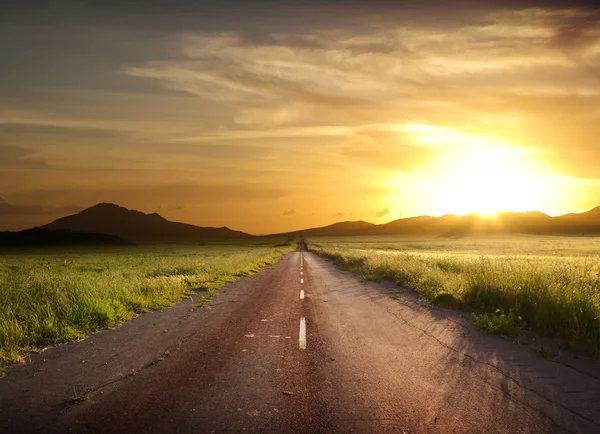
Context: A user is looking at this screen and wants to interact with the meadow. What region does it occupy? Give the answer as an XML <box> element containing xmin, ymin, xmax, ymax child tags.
<box><xmin>0</xmin><ymin>241</ymin><xmax>294</xmax><ymax>370</ymax></box>
<box><xmin>308</xmin><ymin>235</ymin><xmax>600</xmax><ymax>357</ymax></box>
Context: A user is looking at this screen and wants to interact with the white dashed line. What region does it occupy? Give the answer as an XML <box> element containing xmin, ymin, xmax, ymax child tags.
<box><xmin>301</xmin><ymin>271</ymin><xmax>303</xmax><ymax>275</ymax></box>
<box><xmin>301</xmin><ymin>278</ymin><xmax>304</xmax><ymax>284</ymax></box>
<box><xmin>299</xmin><ymin>317</ymin><xmax>307</xmax><ymax>349</ymax></box>
<box><xmin>300</xmin><ymin>290</ymin><xmax>304</xmax><ymax>299</ymax></box>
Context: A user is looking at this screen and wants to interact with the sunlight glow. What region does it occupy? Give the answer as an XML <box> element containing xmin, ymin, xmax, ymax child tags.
<box><xmin>386</xmin><ymin>126</ymin><xmax>572</xmax><ymax>218</ymax></box>
<box><xmin>429</xmin><ymin>145</ymin><xmax>549</xmax><ymax>216</ymax></box>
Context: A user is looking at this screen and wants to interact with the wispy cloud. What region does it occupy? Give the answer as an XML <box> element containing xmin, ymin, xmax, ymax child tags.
<box><xmin>372</xmin><ymin>208</ymin><xmax>390</xmax><ymax>218</ymax></box>
<box><xmin>124</xmin><ymin>9</ymin><xmax>600</xmax><ymax>167</ymax></box>
<box><xmin>0</xmin><ymin>199</ymin><xmax>81</xmax><ymax>217</ymax></box>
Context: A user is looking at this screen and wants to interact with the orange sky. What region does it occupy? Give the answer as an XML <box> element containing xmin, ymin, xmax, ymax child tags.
<box><xmin>1</xmin><ymin>1</ymin><xmax>600</xmax><ymax>234</ymax></box>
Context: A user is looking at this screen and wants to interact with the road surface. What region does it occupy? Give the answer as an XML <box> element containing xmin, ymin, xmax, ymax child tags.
<box><xmin>1</xmin><ymin>246</ymin><xmax>599</xmax><ymax>433</ymax></box>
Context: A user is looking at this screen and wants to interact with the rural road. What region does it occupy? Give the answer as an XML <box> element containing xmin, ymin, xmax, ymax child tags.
<box><xmin>1</xmin><ymin>245</ymin><xmax>600</xmax><ymax>433</ymax></box>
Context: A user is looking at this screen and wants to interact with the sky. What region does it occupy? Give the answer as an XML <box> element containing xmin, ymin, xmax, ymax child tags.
<box><xmin>1</xmin><ymin>0</ymin><xmax>600</xmax><ymax>234</ymax></box>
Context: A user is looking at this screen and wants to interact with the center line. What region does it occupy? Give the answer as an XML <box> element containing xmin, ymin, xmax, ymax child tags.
<box><xmin>300</xmin><ymin>290</ymin><xmax>304</xmax><ymax>299</ymax></box>
<box><xmin>299</xmin><ymin>317</ymin><xmax>307</xmax><ymax>349</ymax></box>
<box><xmin>300</xmin><ymin>278</ymin><xmax>304</xmax><ymax>284</ymax></box>
<box><xmin>300</xmin><ymin>271</ymin><xmax>303</xmax><ymax>275</ymax></box>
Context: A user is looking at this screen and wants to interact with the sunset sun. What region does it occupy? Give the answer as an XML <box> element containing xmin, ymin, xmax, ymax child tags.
<box><xmin>427</xmin><ymin>144</ymin><xmax>551</xmax><ymax>217</ymax></box>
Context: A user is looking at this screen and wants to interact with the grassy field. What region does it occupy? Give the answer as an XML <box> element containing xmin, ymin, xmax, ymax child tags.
<box><xmin>0</xmin><ymin>241</ymin><xmax>295</xmax><ymax>369</ymax></box>
<box><xmin>308</xmin><ymin>235</ymin><xmax>600</xmax><ymax>357</ymax></box>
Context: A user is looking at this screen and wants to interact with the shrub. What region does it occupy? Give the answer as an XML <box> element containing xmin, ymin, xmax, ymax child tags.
<box><xmin>472</xmin><ymin>308</ymin><xmax>525</xmax><ymax>337</ymax></box>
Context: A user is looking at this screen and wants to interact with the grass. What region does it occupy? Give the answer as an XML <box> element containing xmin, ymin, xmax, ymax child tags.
<box><xmin>537</xmin><ymin>346</ymin><xmax>558</xmax><ymax>359</ymax></box>
<box><xmin>0</xmin><ymin>241</ymin><xmax>294</xmax><ymax>371</ymax></box>
<box><xmin>308</xmin><ymin>235</ymin><xmax>600</xmax><ymax>357</ymax></box>
<box><xmin>472</xmin><ymin>308</ymin><xmax>525</xmax><ymax>338</ymax></box>
<box><xmin>69</xmin><ymin>394</ymin><xmax>87</xmax><ymax>405</ymax></box>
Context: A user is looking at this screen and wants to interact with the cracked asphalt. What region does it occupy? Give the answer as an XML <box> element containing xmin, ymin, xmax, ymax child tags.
<box><xmin>1</xmin><ymin>247</ymin><xmax>599</xmax><ymax>433</ymax></box>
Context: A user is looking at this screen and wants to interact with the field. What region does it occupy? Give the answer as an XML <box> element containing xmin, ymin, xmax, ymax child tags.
<box><xmin>308</xmin><ymin>235</ymin><xmax>600</xmax><ymax>357</ymax></box>
<box><xmin>0</xmin><ymin>241</ymin><xmax>295</xmax><ymax>369</ymax></box>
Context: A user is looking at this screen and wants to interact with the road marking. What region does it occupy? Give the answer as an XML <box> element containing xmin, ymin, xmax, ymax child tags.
<box><xmin>299</xmin><ymin>317</ymin><xmax>306</xmax><ymax>349</ymax></box>
<box><xmin>300</xmin><ymin>278</ymin><xmax>304</xmax><ymax>284</ymax></box>
<box><xmin>300</xmin><ymin>271</ymin><xmax>303</xmax><ymax>275</ymax></box>
<box><xmin>300</xmin><ymin>290</ymin><xmax>304</xmax><ymax>299</ymax></box>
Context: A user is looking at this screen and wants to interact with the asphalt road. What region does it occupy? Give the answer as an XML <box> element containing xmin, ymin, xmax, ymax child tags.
<box><xmin>1</xmin><ymin>246</ymin><xmax>600</xmax><ymax>433</ymax></box>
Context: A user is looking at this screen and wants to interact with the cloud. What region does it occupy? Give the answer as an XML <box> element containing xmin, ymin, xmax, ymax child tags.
<box><xmin>125</xmin><ymin>11</ymin><xmax>600</xmax><ymax>140</ymax></box>
<box><xmin>341</xmin><ymin>131</ymin><xmax>438</xmax><ymax>172</ymax></box>
<box><xmin>371</xmin><ymin>208</ymin><xmax>390</xmax><ymax>218</ymax></box>
<box><xmin>167</xmin><ymin>205</ymin><xmax>186</xmax><ymax>211</ymax></box>
<box><xmin>282</xmin><ymin>209</ymin><xmax>295</xmax><ymax>216</ymax></box>
<box><xmin>11</xmin><ymin>181</ymin><xmax>288</xmax><ymax>208</ymax></box>
<box><xmin>547</xmin><ymin>8</ymin><xmax>600</xmax><ymax>79</ymax></box>
<box><xmin>548</xmin><ymin>8</ymin><xmax>600</xmax><ymax>51</ymax></box>
<box><xmin>0</xmin><ymin>200</ymin><xmax>81</xmax><ymax>217</ymax></box>
<box><xmin>0</xmin><ymin>144</ymin><xmax>48</xmax><ymax>168</ymax></box>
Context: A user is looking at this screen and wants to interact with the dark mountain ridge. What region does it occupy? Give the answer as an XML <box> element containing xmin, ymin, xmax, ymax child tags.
<box><xmin>274</xmin><ymin>220</ymin><xmax>377</xmax><ymax>238</ymax></box>
<box><xmin>17</xmin><ymin>202</ymin><xmax>600</xmax><ymax>242</ymax></box>
<box><xmin>42</xmin><ymin>203</ymin><xmax>252</xmax><ymax>244</ymax></box>
<box><xmin>0</xmin><ymin>227</ymin><xmax>131</xmax><ymax>247</ymax></box>
<box><xmin>279</xmin><ymin>208</ymin><xmax>600</xmax><ymax>238</ymax></box>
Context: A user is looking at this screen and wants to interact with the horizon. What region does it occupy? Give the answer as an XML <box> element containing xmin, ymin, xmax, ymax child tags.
<box><xmin>5</xmin><ymin>200</ymin><xmax>600</xmax><ymax>237</ymax></box>
<box><xmin>2</xmin><ymin>1</ymin><xmax>600</xmax><ymax>233</ymax></box>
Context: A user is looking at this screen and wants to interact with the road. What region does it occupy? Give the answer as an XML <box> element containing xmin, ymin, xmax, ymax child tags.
<box><xmin>1</xmin><ymin>246</ymin><xmax>600</xmax><ymax>433</ymax></box>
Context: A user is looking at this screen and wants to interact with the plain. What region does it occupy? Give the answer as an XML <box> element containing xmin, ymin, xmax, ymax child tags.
<box><xmin>0</xmin><ymin>241</ymin><xmax>294</xmax><ymax>370</ymax></box>
<box><xmin>308</xmin><ymin>235</ymin><xmax>600</xmax><ymax>358</ymax></box>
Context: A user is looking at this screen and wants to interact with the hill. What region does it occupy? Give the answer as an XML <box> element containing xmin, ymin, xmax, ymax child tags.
<box><xmin>42</xmin><ymin>203</ymin><xmax>252</xmax><ymax>244</ymax></box>
<box><xmin>275</xmin><ymin>220</ymin><xmax>378</xmax><ymax>238</ymax></box>
<box><xmin>0</xmin><ymin>228</ymin><xmax>131</xmax><ymax>247</ymax></box>
<box><xmin>276</xmin><ymin>208</ymin><xmax>600</xmax><ymax>238</ymax></box>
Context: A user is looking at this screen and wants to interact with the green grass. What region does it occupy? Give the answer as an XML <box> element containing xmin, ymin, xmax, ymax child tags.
<box><xmin>0</xmin><ymin>242</ymin><xmax>294</xmax><ymax>370</ymax></box>
<box><xmin>68</xmin><ymin>394</ymin><xmax>87</xmax><ymax>405</ymax></box>
<box><xmin>308</xmin><ymin>235</ymin><xmax>600</xmax><ymax>357</ymax></box>
<box><xmin>537</xmin><ymin>345</ymin><xmax>558</xmax><ymax>359</ymax></box>
<box><xmin>472</xmin><ymin>308</ymin><xmax>525</xmax><ymax>338</ymax></box>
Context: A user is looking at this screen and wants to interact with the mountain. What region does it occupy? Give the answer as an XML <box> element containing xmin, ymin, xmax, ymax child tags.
<box><xmin>42</xmin><ymin>203</ymin><xmax>252</xmax><ymax>244</ymax></box>
<box><xmin>272</xmin><ymin>208</ymin><xmax>600</xmax><ymax>238</ymax></box>
<box><xmin>26</xmin><ymin>202</ymin><xmax>600</xmax><ymax>242</ymax></box>
<box><xmin>554</xmin><ymin>206</ymin><xmax>600</xmax><ymax>234</ymax></box>
<box><xmin>277</xmin><ymin>220</ymin><xmax>377</xmax><ymax>237</ymax></box>
<box><xmin>374</xmin><ymin>210</ymin><xmax>598</xmax><ymax>236</ymax></box>
<box><xmin>0</xmin><ymin>227</ymin><xmax>131</xmax><ymax>247</ymax></box>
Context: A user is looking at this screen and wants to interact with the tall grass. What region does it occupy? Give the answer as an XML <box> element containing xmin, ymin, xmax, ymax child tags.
<box><xmin>0</xmin><ymin>243</ymin><xmax>294</xmax><ymax>369</ymax></box>
<box><xmin>309</xmin><ymin>236</ymin><xmax>600</xmax><ymax>357</ymax></box>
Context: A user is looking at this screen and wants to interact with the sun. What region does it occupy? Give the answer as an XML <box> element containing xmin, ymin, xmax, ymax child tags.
<box><xmin>428</xmin><ymin>145</ymin><xmax>549</xmax><ymax>217</ymax></box>
<box><xmin>384</xmin><ymin>126</ymin><xmax>577</xmax><ymax>220</ymax></box>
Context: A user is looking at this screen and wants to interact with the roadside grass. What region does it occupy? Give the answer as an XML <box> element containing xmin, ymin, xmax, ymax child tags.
<box><xmin>308</xmin><ymin>236</ymin><xmax>600</xmax><ymax>358</ymax></box>
<box><xmin>0</xmin><ymin>242</ymin><xmax>294</xmax><ymax>371</ymax></box>
<box><xmin>472</xmin><ymin>308</ymin><xmax>525</xmax><ymax>338</ymax></box>
<box><xmin>537</xmin><ymin>346</ymin><xmax>558</xmax><ymax>359</ymax></box>
<box><xmin>68</xmin><ymin>394</ymin><xmax>87</xmax><ymax>405</ymax></box>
